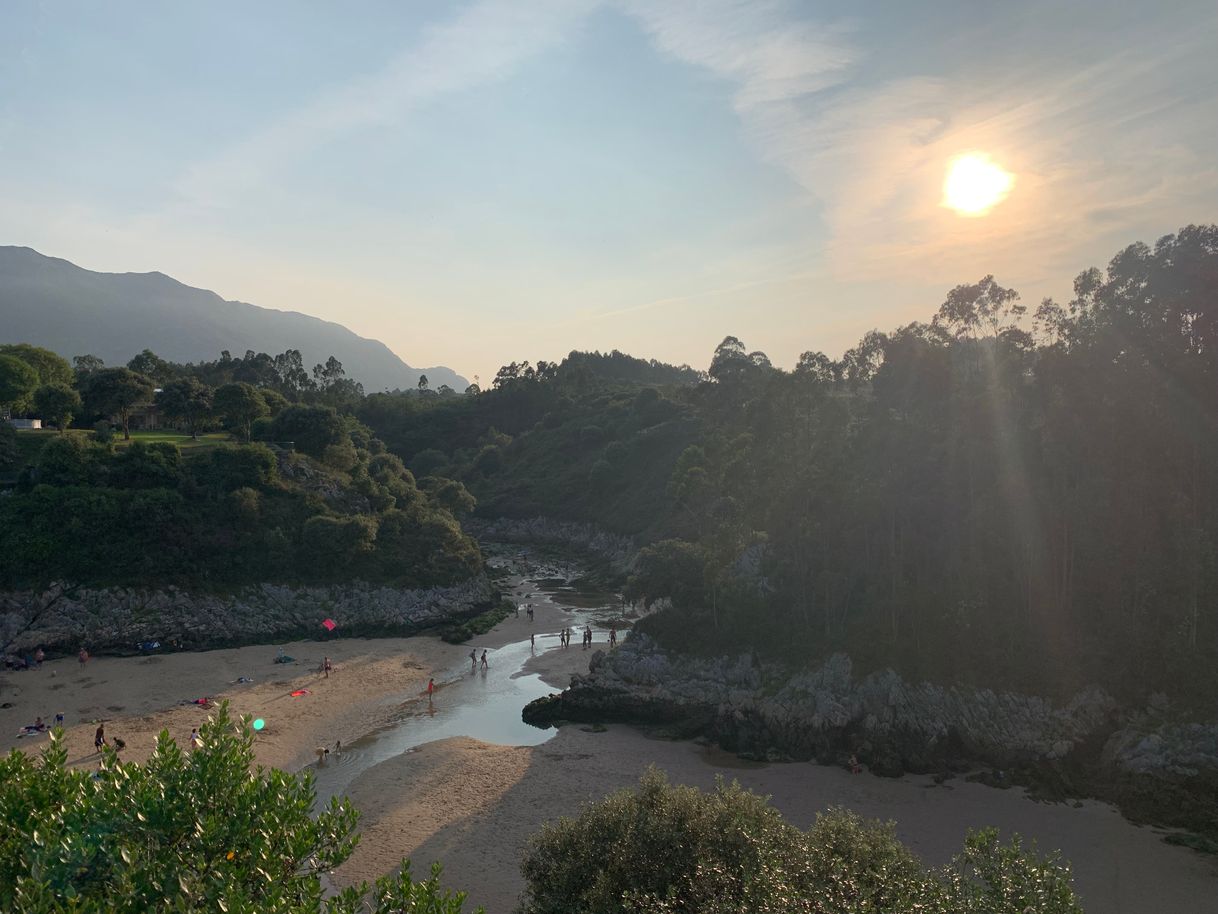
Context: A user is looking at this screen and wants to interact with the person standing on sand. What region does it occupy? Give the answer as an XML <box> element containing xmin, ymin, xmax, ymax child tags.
<box><xmin>94</xmin><ymin>724</ymin><xmax>105</xmax><ymax>750</ymax></box>
<box><xmin>480</xmin><ymin>650</ymin><xmax>488</xmax><ymax>670</ymax></box>
<box><xmin>427</xmin><ymin>678</ymin><xmax>435</xmax><ymax>698</ymax></box>
<box><xmin>609</xmin><ymin>627</ymin><xmax>617</xmax><ymax>647</ymax></box>
<box><xmin>323</xmin><ymin>656</ymin><xmax>332</xmax><ymax>678</ymax></box>
<box><xmin>79</xmin><ymin>648</ymin><xmax>89</xmax><ymax>668</ymax></box>
<box><xmin>190</xmin><ymin>728</ymin><xmax>202</xmax><ymax>752</ymax></box>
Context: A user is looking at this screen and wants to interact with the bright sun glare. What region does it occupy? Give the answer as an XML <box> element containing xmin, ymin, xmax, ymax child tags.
<box><xmin>942</xmin><ymin>153</ymin><xmax>1014</xmax><ymax>216</ymax></box>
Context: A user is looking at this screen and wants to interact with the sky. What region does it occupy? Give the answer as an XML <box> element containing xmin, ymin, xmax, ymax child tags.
<box><xmin>3</xmin><ymin>0</ymin><xmax>1217</xmax><ymax>384</ymax></box>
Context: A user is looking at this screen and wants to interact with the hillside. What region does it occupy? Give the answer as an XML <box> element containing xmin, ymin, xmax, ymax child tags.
<box><xmin>0</xmin><ymin>246</ymin><xmax>466</xmax><ymax>392</ymax></box>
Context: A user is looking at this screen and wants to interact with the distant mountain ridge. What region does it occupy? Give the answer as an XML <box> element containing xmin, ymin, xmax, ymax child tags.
<box><xmin>0</xmin><ymin>246</ymin><xmax>466</xmax><ymax>392</ymax></box>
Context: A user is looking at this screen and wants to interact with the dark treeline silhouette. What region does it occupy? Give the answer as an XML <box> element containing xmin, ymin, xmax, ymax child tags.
<box><xmin>360</xmin><ymin>226</ymin><xmax>1217</xmax><ymax>704</ymax></box>
<box><xmin>3</xmin><ymin>227</ymin><xmax>1214</xmax><ymax>702</ymax></box>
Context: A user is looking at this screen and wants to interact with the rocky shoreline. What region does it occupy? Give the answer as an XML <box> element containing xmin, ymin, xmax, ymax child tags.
<box><xmin>1</xmin><ymin>575</ymin><xmax>496</xmax><ymax>658</ymax></box>
<box><xmin>525</xmin><ymin>634</ymin><xmax>1218</xmax><ymax>839</ymax></box>
<box><xmin>466</xmin><ymin>516</ymin><xmax>637</xmax><ymax>573</ymax></box>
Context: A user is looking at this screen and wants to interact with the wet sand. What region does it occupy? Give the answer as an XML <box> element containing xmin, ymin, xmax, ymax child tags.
<box><xmin>333</xmin><ymin>725</ymin><xmax>1218</xmax><ymax>914</ymax></box>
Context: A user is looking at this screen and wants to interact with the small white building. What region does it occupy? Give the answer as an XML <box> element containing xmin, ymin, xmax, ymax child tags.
<box><xmin>7</xmin><ymin>418</ymin><xmax>41</xmax><ymax>430</ymax></box>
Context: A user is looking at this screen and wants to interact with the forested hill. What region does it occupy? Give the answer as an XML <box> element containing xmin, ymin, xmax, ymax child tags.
<box><xmin>0</xmin><ymin>246</ymin><xmax>466</xmax><ymax>393</ymax></box>
<box><xmin>358</xmin><ymin>226</ymin><xmax>1218</xmax><ymax>705</ymax></box>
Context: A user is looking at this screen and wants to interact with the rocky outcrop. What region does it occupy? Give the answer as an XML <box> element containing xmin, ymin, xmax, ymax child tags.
<box><xmin>467</xmin><ymin>517</ymin><xmax>637</xmax><ymax>572</ymax></box>
<box><xmin>1</xmin><ymin>575</ymin><xmax>494</xmax><ymax>657</ymax></box>
<box><xmin>525</xmin><ymin>634</ymin><xmax>1218</xmax><ymax>789</ymax></box>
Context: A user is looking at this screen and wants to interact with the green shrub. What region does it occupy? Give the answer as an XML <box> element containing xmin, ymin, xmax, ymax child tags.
<box><xmin>0</xmin><ymin>422</ymin><xmax>20</xmax><ymax>473</ymax></box>
<box><xmin>440</xmin><ymin>599</ymin><xmax>515</xmax><ymax>643</ymax></box>
<box><xmin>0</xmin><ymin>702</ymin><xmax>480</xmax><ymax>914</ymax></box>
<box><xmin>518</xmin><ymin>769</ymin><xmax>1084</xmax><ymax>914</ymax></box>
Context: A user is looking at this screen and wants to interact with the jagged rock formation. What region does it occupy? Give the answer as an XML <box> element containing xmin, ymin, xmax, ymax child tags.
<box><xmin>524</xmin><ymin>634</ymin><xmax>1218</xmax><ymax>830</ymax></box>
<box><xmin>1</xmin><ymin>575</ymin><xmax>494</xmax><ymax>657</ymax></box>
<box><xmin>466</xmin><ymin>517</ymin><xmax>637</xmax><ymax>572</ymax></box>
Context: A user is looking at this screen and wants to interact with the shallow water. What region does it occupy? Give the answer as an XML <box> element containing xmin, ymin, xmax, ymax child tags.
<box><xmin>311</xmin><ymin>547</ymin><xmax>621</xmax><ymax>805</ymax></box>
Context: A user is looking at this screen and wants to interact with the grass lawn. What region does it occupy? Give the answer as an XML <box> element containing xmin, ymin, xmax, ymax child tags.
<box><xmin>116</xmin><ymin>430</ymin><xmax>230</xmax><ymax>451</ymax></box>
<box><xmin>9</xmin><ymin>428</ymin><xmax>231</xmax><ymax>472</ymax></box>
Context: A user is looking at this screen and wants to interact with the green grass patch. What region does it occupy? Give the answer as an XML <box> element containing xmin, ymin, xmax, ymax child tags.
<box><xmin>113</xmin><ymin>431</ymin><xmax>230</xmax><ymax>452</ymax></box>
<box><xmin>13</xmin><ymin>428</ymin><xmax>230</xmax><ymax>463</ymax></box>
<box><xmin>440</xmin><ymin>598</ymin><xmax>516</xmax><ymax>644</ymax></box>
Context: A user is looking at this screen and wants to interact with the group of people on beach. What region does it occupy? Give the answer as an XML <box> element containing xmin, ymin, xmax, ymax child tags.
<box><xmin>469</xmin><ymin>649</ymin><xmax>489</xmax><ymax>671</ymax></box>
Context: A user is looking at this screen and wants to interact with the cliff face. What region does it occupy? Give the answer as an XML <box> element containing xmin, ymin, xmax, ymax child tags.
<box><xmin>1</xmin><ymin>575</ymin><xmax>494</xmax><ymax>656</ymax></box>
<box><xmin>525</xmin><ymin>634</ymin><xmax>1218</xmax><ymax>833</ymax></box>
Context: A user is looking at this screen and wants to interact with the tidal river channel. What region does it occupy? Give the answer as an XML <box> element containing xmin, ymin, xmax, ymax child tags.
<box><xmin>311</xmin><ymin>546</ymin><xmax>621</xmax><ymax>806</ymax></box>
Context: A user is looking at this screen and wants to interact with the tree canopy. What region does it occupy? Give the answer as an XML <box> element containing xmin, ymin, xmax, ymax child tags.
<box><xmin>519</xmin><ymin>768</ymin><xmax>1082</xmax><ymax>914</ymax></box>
<box><xmin>0</xmin><ymin>703</ymin><xmax>480</xmax><ymax>914</ymax></box>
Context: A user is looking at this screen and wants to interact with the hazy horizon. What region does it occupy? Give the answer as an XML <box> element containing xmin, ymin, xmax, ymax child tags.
<box><xmin>4</xmin><ymin>0</ymin><xmax>1217</xmax><ymax>383</ymax></box>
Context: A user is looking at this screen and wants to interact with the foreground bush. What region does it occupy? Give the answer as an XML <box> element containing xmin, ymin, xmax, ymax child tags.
<box><xmin>519</xmin><ymin>768</ymin><xmax>1083</xmax><ymax>913</ymax></box>
<box><xmin>0</xmin><ymin>703</ymin><xmax>480</xmax><ymax>914</ymax></box>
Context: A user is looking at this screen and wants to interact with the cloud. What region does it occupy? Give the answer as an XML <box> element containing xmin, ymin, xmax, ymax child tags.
<box><xmin>625</xmin><ymin>1</ymin><xmax>1218</xmax><ymax>293</ymax></box>
<box><xmin>175</xmin><ymin>0</ymin><xmax>598</xmax><ymax>208</ymax></box>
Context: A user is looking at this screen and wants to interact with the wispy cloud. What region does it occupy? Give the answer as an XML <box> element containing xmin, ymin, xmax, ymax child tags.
<box><xmin>625</xmin><ymin>1</ymin><xmax>1218</xmax><ymax>292</ymax></box>
<box><xmin>175</xmin><ymin>0</ymin><xmax>598</xmax><ymax>208</ymax></box>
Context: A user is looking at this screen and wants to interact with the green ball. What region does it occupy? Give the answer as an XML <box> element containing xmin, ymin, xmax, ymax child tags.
<box><xmin>253</xmin><ymin>718</ymin><xmax>265</xmax><ymax>731</ymax></box>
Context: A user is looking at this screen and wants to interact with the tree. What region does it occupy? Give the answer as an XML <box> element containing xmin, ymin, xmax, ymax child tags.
<box><xmin>312</xmin><ymin>355</ymin><xmax>346</xmax><ymax>390</ymax></box>
<box><xmin>157</xmin><ymin>378</ymin><xmax>215</xmax><ymax>438</ymax></box>
<box><xmin>72</xmin><ymin>353</ymin><xmax>105</xmax><ymax>375</ymax></box>
<box><xmin>79</xmin><ymin>368</ymin><xmax>155</xmax><ymax>440</ymax></box>
<box><xmin>418</xmin><ymin>373</ymin><xmax>429</xmax><ymax>391</ymax></box>
<box><xmin>519</xmin><ymin>768</ymin><xmax>1082</xmax><ymax>914</ymax></box>
<box><xmin>0</xmin><ymin>343</ymin><xmax>73</xmax><ymax>392</ymax></box>
<box><xmin>126</xmin><ymin>348</ymin><xmax>175</xmax><ymax>385</ymax></box>
<box><xmin>0</xmin><ymin>355</ymin><xmax>39</xmax><ymax>413</ymax></box>
<box><xmin>0</xmin><ymin>424</ymin><xmax>19</xmax><ymax>473</ymax></box>
<box><xmin>0</xmin><ymin>703</ymin><xmax>480</xmax><ymax>914</ymax></box>
<box><xmin>214</xmin><ymin>382</ymin><xmax>269</xmax><ymax>443</ymax></box>
<box><xmin>269</xmin><ymin>404</ymin><xmax>348</xmax><ymax>458</ymax></box>
<box><xmin>933</xmin><ymin>275</ymin><xmax>1024</xmax><ymax>339</ymax></box>
<box><xmin>273</xmin><ymin>349</ymin><xmax>312</xmax><ymax>395</ymax></box>
<box><xmin>32</xmin><ymin>383</ymin><xmax>82</xmax><ymax>432</ymax></box>
<box><xmin>422</xmin><ymin>476</ymin><xmax>476</xmax><ymax>517</ymax></box>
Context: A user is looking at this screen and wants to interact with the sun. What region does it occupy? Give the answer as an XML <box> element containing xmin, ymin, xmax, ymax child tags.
<box><xmin>942</xmin><ymin>153</ymin><xmax>1014</xmax><ymax>216</ymax></box>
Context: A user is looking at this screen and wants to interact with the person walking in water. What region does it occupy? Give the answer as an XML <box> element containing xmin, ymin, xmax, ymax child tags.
<box><xmin>530</xmin><ymin>632</ymin><xmax>535</xmax><ymax>650</ymax></box>
<box><xmin>609</xmin><ymin>627</ymin><xmax>617</xmax><ymax>647</ymax></box>
<box><xmin>480</xmin><ymin>650</ymin><xmax>488</xmax><ymax>670</ymax></box>
<box><xmin>469</xmin><ymin>649</ymin><xmax>477</xmax><ymax>670</ymax></box>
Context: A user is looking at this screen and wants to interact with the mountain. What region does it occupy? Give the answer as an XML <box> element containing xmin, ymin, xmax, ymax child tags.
<box><xmin>0</xmin><ymin>247</ymin><xmax>467</xmax><ymax>392</ymax></box>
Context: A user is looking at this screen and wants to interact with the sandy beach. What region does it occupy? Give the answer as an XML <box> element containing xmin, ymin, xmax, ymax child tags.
<box><xmin>5</xmin><ymin>594</ymin><xmax>1217</xmax><ymax>914</ymax></box>
<box><xmin>1</xmin><ymin>635</ymin><xmax>464</xmax><ymax>770</ymax></box>
<box><xmin>334</xmin><ymin>724</ymin><xmax>1218</xmax><ymax>914</ymax></box>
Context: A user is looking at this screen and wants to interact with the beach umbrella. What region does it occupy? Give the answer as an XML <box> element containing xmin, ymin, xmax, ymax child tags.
<box><xmin>321</xmin><ymin>618</ymin><xmax>337</xmax><ymax>632</ymax></box>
